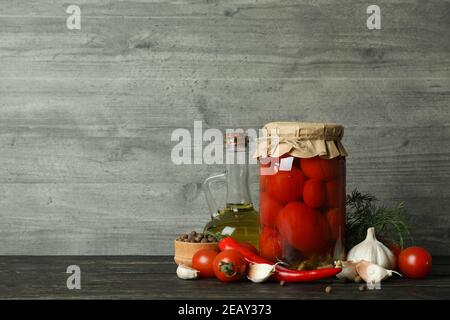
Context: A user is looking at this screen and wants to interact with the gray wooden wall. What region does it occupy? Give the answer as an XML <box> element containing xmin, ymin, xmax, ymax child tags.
<box><xmin>0</xmin><ymin>0</ymin><xmax>449</xmax><ymax>255</ymax></box>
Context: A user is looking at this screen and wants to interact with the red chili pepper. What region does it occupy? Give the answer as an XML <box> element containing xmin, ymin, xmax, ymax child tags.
<box><xmin>218</xmin><ymin>237</ymin><xmax>342</xmax><ymax>282</ymax></box>
<box><xmin>219</xmin><ymin>237</ymin><xmax>300</xmax><ymax>273</ymax></box>
<box><xmin>271</xmin><ymin>267</ymin><xmax>341</xmax><ymax>282</ymax></box>
<box><xmin>219</xmin><ymin>236</ymin><xmax>270</xmax><ymax>264</ymax></box>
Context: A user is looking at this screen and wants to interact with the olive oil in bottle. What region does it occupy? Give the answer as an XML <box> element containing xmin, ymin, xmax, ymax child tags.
<box><xmin>202</xmin><ymin>133</ymin><xmax>260</xmax><ymax>247</ymax></box>
<box><xmin>204</xmin><ymin>203</ymin><xmax>259</xmax><ymax>247</ymax></box>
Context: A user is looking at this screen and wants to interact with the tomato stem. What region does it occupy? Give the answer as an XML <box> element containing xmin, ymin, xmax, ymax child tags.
<box><xmin>219</xmin><ymin>261</ymin><xmax>237</xmax><ymax>277</ymax></box>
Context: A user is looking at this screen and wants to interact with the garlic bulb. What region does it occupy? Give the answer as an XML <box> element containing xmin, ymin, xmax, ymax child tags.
<box><xmin>347</xmin><ymin>227</ymin><xmax>396</xmax><ymax>270</ymax></box>
<box><xmin>176</xmin><ymin>265</ymin><xmax>199</xmax><ymax>280</ymax></box>
<box><xmin>356</xmin><ymin>261</ymin><xmax>402</xmax><ymax>287</ymax></box>
<box><xmin>247</xmin><ymin>263</ymin><xmax>276</xmax><ymax>283</ymax></box>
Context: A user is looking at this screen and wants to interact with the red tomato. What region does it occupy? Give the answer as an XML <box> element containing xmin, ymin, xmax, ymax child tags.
<box><xmin>325</xmin><ymin>208</ymin><xmax>344</xmax><ymax>242</ymax></box>
<box><xmin>259</xmin><ymin>227</ymin><xmax>282</xmax><ymax>261</ymax></box>
<box><xmin>267</xmin><ymin>167</ymin><xmax>305</xmax><ymax>203</ymax></box>
<box><xmin>213</xmin><ymin>250</ymin><xmax>247</xmax><ymax>282</ymax></box>
<box><xmin>260</xmin><ymin>176</ymin><xmax>268</xmax><ymax>192</ymax></box>
<box><xmin>325</xmin><ymin>178</ymin><xmax>344</xmax><ymax>208</ymax></box>
<box><xmin>192</xmin><ymin>249</ymin><xmax>218</xmax><ymax>278</ymax></box>
<box><xmin>303</xmin><ymin>179</ymin><xmax>326</xmax><ymax>208</ymax></box>
<box><xmin>260</xmin><ymin>157</ymin><xmax>282</xmax><ymax>192</ymax></box>
<box><xmin>239</xmin><ymin>242</ymin><xmax>258</xmax><ymax>254</ymax></box>
<box><xmin>260</xmin><ymin>163</ymin><xmax>273</xmax><ymax>193</ymax></box>
<box><xmin>398</xmin><ymin>246</ymin><xmax>432</xmax><ymax>279</ymax></box>
<box><xmin>260</xmin><ymin>192</ymin><xmax>284</xmax><ymax>227</ymax></box>
<box><xmin>300</xmin><ymin>157</ymin><xmax>341</xmax><ymax>181</ymax></box>
<box><xmin>275</xmin><ymin>202</ymin><xmax>329</xmax><ymax>254</ymax></box>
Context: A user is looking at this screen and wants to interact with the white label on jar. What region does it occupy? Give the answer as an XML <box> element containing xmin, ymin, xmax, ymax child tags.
<box><xmin>279</xmin><ymin>157</ymin><xmax>294</xmax><ymax>171</ymax></box>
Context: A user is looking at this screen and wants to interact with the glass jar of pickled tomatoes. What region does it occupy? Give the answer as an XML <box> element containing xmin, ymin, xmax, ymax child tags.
<box><xmin>256</xmin><ymin>122</ymin><xmax>347</xmax><ymax>269</ymax></box>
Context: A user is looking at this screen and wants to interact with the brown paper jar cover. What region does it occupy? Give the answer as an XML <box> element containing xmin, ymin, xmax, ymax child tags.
<box><xmin>254</xmin><ymin>122</ymin><xmax>348</xmax><ymax>159</ymax></box>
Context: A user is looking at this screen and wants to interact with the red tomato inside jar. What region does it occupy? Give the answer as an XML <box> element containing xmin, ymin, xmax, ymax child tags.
<box><xmin>256</xmin><ymin>122</ymin><xmax>347</xmax><ymax>269</ymax></box>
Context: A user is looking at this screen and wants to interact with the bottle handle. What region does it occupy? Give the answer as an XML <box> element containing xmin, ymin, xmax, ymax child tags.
<box><xmin>202</xmin><ymin>172</ymin><xmax>226</xmax><ymax>219</ymax></box>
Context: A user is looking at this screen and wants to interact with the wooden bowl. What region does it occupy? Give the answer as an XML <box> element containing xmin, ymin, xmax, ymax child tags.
<box><xmin>174</xmin><ymin>240</ymin><xmax>218</xmax><ymax>267</ymax></box>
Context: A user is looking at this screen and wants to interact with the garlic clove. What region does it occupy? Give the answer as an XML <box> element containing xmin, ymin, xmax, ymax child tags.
<box><xmin>336</xmin><ymin>260</ymin><xmax>358</xmax><ymax>281</ymax></box>
<box><xmin>247</xmin><ymin>263</ymin><xmax>276</xmax><ymax>283</ymax></box>
<box><xmin>356</xmin><ymin>260</ymin><xmax>402</xmax><ymax>286</ymax></box>
<box><xmin>176</xmin><ymin>264</ymin><xmax>200</xmax><ymax>280</ymax></box>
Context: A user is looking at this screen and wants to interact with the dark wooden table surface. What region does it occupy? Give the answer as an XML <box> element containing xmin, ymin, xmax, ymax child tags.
<box><xmin>0</xmin><ymin>256</ymin><xmax>448</xmax><ymax>299</ymax></box>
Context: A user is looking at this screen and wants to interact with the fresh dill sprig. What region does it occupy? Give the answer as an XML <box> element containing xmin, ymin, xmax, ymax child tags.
<box><xmin>345</xmin><ymin>189</ymin><xmax>411</xmax><ymax>250</ymax></box>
